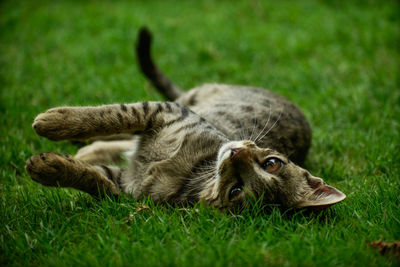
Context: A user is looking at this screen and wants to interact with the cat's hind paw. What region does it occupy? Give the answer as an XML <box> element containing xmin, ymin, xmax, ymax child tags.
<box><xmin>25</xmin><ymin>152</ymin><xmax>120</xmax><ymax>196</ymax></box>
<box><xmin>25</xmin><ymin>152</ymin><xmax>77</xmax><ymax>187</ymax></box>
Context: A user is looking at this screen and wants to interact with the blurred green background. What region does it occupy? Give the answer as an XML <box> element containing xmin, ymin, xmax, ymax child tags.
<box><xmin>1</xmin><ymin>0</ymin><xmax>399</xmax><ymax>266</ymax></box>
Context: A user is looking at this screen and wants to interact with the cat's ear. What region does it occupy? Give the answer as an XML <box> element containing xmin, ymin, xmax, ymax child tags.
<box><xmin>296</xmin><ymin>178</ymin><xmax>346</xmax><ymax>208</ymax></box>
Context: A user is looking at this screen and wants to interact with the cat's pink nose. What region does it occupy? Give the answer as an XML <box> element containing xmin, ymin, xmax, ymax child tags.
<box><xmin>230</xmin><ymin>148</ymin><xmax>244</xmax><ymax>158</ymax></box>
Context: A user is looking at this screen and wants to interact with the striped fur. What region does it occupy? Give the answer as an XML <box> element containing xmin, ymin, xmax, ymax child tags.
<box><xmin>26</xmin><ymin>85</ymin><xmax>345</xmax><ymax>209</ymax></box>
<box><xmin>25</xmin><ymin>28</ymin><xmax>346</xmax><ymax>210</ymax></box>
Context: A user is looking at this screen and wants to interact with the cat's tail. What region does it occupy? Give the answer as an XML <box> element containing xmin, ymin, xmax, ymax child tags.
<box><xmin>136</xmin><ymin>27</ymin><xmax>183</xmax><ymax>101</ymax></box>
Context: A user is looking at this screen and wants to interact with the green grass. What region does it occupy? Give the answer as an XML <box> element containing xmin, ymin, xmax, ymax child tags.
<box><xmin>1</xmin><ymin>0</ymin><xmax>399</xmax><ymax>266</ymax></box>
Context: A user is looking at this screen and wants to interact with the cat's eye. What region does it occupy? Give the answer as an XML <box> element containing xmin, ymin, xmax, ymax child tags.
<box><xmin>229</xmin><ymin>186</ymin><xmax>242</xmax><ymax>200</ymax></box>
<box><xmin>262</xmin><ymin>157</ymin><xmax>283</xmax><ymax>173</ymax></box>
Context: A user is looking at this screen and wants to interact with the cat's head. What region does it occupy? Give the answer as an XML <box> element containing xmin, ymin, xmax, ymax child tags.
<box><xmin>206</xmin><ymin>140</ymin><xmax>346</xmax><ymax>210</ymax></box>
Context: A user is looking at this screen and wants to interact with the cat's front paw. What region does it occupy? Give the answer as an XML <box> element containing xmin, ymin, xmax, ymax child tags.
<box><xmin>33</xmin><ymin>107</ymin><xmax>87</xmax><ymax>141</ymax></box>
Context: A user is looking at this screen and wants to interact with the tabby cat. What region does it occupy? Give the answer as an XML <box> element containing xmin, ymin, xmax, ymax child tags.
<box><xmin>25</xmin><ymin>28</ymin><xmax>345</xmax><ymax>210</ymax></box>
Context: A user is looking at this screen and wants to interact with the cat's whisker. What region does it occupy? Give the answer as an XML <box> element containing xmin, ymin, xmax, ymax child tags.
<box><xmin>189</xmin><ymin>172</ymin><xmax>216</xmax><ymax>183</ymax></box>
<box><xmin>190</xmin><ymin>169</ymin><xmax>214</xmax><ymax>177</ymax></box>
<box><xmin>238</xmin><ymin>129</ymin><xmax>244</xmax><ymax>140</ymax></box>
<box><xmin>190</xmin><ymin>173</ymin><xmax>214</xmax><ymax>184</ymax></box>
<box><xmin>253</xmin><ymin>104</ymin><xmax>272</xmax><ymax>143</ymax></box>
<box><xmin>249</xmin><ymin>118</ymin><xmax>259</xmax><ymax>142</ymax></box>
<box><xmin>192</xmin><ymin>164</ymin><xmax>214</xmax><ymax>170</ymax></box>
<box><xmin>195</xmin><ymin>168</ymin><xmax>216</xmax><ymax>176</ymax></box>
<box><xmin>194</xmin><ymin>169</ymin><xmax>214</xmax><ymax>174</ymax></box>
<box><xmin>189</xmin><ymin>164</ymin><xmax>217</xmax><ymax>176</ymax></box>
<box><xmin>243</xmin><ymin>121</ymin><xmax>252</xmax><ymax>141</ymax></box>
<box><xmin>255</xmin><ymin>109</ymin><xmax>283</xmax><ymax>143</ymax></box>
<box><xmin>237</xmin><ymin>120</ymin><xmax>247</xmax><ymax>141</ymax></box>
<box><xmin>192</xmin><ymin>163</ymin><xmax>216</xmax><ymax>173</ymax></box>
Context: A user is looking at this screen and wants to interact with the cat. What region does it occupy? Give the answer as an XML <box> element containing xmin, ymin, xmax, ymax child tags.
<box><xmin>25</xmin><ymin>28</ymin><xmax>346</xmax><ymax>211</ymax></box>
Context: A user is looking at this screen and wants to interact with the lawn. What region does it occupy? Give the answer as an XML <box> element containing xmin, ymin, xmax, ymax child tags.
<box><xmin>1</xmin><ymin>0</ymin><xmax>399</xmax><ymax>266</ymax></box>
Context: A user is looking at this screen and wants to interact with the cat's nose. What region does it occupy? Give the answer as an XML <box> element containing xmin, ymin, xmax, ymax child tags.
<box><xmin>230</xmin><ymin>147</ymin><xmax>251</xmax><ymax>161</ymax></box>
<box><xmin>230</xmin><ymin>148</ymin><xmax>244</xmax><ymax>158</ymax></box>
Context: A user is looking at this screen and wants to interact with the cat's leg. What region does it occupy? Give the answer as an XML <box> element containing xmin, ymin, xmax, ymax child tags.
<box><xmin>25</xmin><ymin>152</ymin><xmax>121</xmax><ymax>197</ymax></box>
<box><xmin>75</xmin><ymin>138</ymin><xmax>137</xmax><ymax>165</ymax></box>
<box><xmin>32</xmin><ymin>102</ymin><xmax>199</xmax><ymax>141</ymax></box>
